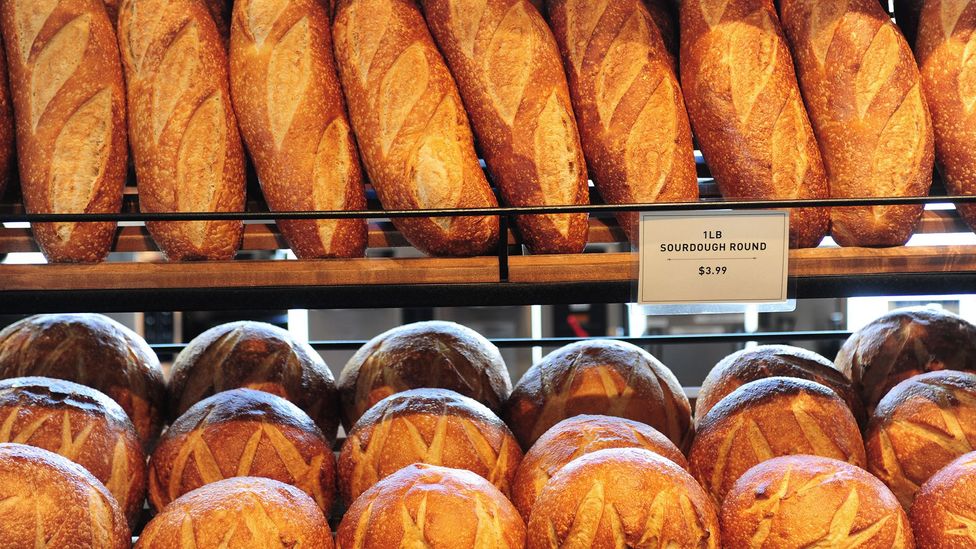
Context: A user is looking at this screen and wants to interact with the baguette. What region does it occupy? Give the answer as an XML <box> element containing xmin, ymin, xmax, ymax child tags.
<box><xmin>332</xmin><ymin>0</ymin><xmax>499</xmax><ymax>257</ymax></box>
<box><xmin>0</xmin><ymin>40</ymin><xmax>13</xmax><ymax>200</ymax></box>
<box><xmin>780</xmin><ymin>0</ymin><xmax>934</xmax><ymax>248</ymax></box>
<box><xmin>422</xmin><ymin>0</ymin><xmax>589</xmax><ymax>254</ymax></box>
<box><xmin>916</xmin><ymin>1</ymin><xmax>976</xmax><ymax>234</ymax></box>
<box><xmin>118</xmin><ymin>0</ymin><xmax>246</xmax><ymax>260</ymax></box>
<box><xmin>0</xmin><ymin>0</ymin><xmax>127</xmax><ymax>263</ymax></box>
<box><xmin>680</xmin><ymin>0</ymin><xmax>829</xmax><ymax>249</ymax></box>
<box><xmin>549</xmin><ymin>0</ymin><xmax>698</xmax><ymax>243</ymax></box>
<box><xmin>230</xmin><ymin>0</ymin><xmax>367</xmax><ymax>259</ymax></box>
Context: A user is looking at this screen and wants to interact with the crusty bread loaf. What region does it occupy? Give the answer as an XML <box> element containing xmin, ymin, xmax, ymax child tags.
<box><xmin>336</xmin><ymin>464</ymin><xmax>525</xmax><ymax>549</ymax></box>
<box><xmin>167</xmin><ymin>321</ymin><xmax>340</xmax><ymax>443</ymax></box>
<box><xmin>910</xmin><ymin>451</ymin><xmax>976</xmax><ymax>549</ymax></box>
<box><xmin>549</xmin><ymin>0</ymin><xmax>698</xmax><ymax>243</ymax></box>
<box><xmin>689</xmin><ymin>377</ymin><xmax>866</xmax><ymax>503</ymax></box>
<box><xmin>722</xmin><ymin>455</ymin><xmax>915</xmax><ymax>548</ymax></box>
<box><xmin>0</xmin><ymin>313</ymin><xmax>166</xmax><ymax>447</ymax></box>
<box><xmin>0</xmin><ymin>377</ymin><xmax>146</xmax><ymax>527</ymax></box>
<box><xmin>230</xmin><ymin>0</ymin><xmax>367</xmax><ymax>259</ymax></box>
<box><xmin>0</xmin><ymin>443</ymin><xmax>129</xmax><ymax>547</ymax></box>
<box><xmin>337</xmin><ymin>388</ymin><xmax>523</xmax><ymax>504</ymax></box>
<box><xmin>136</xmin><ymin>477</ymin><xmax>333</xmax><ymax>549</ymax></box>
<box><xmin>835</xmin><ymin>307</ymin><xmax>976</xmax><ymax>414</ymax></box>
<box><xmin>148</xmin><ymin>388</ymin><xmax>337</xmax><ymax>513</ymax></box>
<box><xmin>866</xmin><ymin>370</ymin><xmax>976</xmax><ymax>509</ymax></box>
<box><xmin>0</xmin><ymin>0</ymin><xmax>127</xmax><ymax>263</ymax></box>
<box><xmin>117</xmin><ymin>0</ymin><xmax>246</xmax><ymax>261</ymax></box>
<box><xmin>422</xmin><ymin>0</ymin><xmax>589</xmax><ymax>254</ymax></box>
<box><xmin>511</xmin><ymin>414</ymin><xmax>688</xmax><ymax>521</ymax></box>
<box><xmin>680</xmin><ymin>0</ymin><xmax>829</xmax><ymax>249</ymax></box>
<box><xmin>526</xmin><ymin>448</ymin><xmax>720</xmax><ymax>548</ymax></box>
<box><xmin>503</xmin><ymin>339</ymin><xmax>693</xmax><ymax>450</ymax></box>
<box><xmin>917</xmin><ymin>1</ymin><xmax>976</xmax><ymax>234</ymax></box>
<box><xmin>697</xmin><ymin>344</ymin><xmax>865</xmax><ymax>427</ymax></box>
<box><xmin>337</xmin><ymin>320</ymin><xmax>511</xmax><ymax>430</ymax></box>
<box><xmin>780</xmin><ymin>0</ymin><xmax>934</xmax><ymax>247</ymax></box>
<box><xmin>644</xmin><ymin>0</ymin><xmax>678</xmax><ymax>70</ymax></box>
<box><xmin>895</xmin><ymin>0</ymin><xmax>924</xmax><ymax>47</ymax></box>
<box><xmin>332</xmin><ymin>0</ymin><xmax>500</xmax><ymax>257</ymax></box>
<box><xmin>0</xmin><ymin>39</ymin><xmax>14</xmax><ymax>201</ymax></box>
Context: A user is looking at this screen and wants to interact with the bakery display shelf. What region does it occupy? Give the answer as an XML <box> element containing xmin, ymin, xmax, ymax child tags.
<box><xmin>3</xmin><ymin>195</ymin><xmax>976</xmax><ymax>312</ymax></box>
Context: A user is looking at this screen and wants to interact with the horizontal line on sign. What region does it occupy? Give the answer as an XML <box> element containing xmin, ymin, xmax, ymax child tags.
<box><xmin>667</xmin><ymin>257</ymin><xmax>757</xmax><ymax>261</ymax></box>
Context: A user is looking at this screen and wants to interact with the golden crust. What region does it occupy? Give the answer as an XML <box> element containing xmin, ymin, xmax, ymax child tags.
<box><xmin>689</xmin><ymin>376</ymin><xmax>866</xmax><ymax>504</ymax></box>
<box><xmin>910</xmin><ymin>451</ymin><xmax>976</xmax><ymax>548</ymax></box>
<box><xmin>503</xmin><ymin>339</ymin><xmax>693</xmax><ymax>450</ymax></box>
<box><xmin>148</xmin><ymin>388</ymin><xmax>337</xmax><ymax>514</ymax></box>
<box><xmin>136</xmin><ymin>477</ymin><xmax>333</xmax><ymax>549</ymax></box>
<box><xmin>525</xmin><ymin>447</ymin><xmax>720</xmax><ymax>548</ymax></box>
<box><xmin>0</xmin><ymin>313</ymin><xmax>166</xmax><ymax>447</ymax></box>
<box><xmin>511</xmin><ymin>414</ymin><xmax>688</xmax><ymax>521</ymax></box>
<box><xmin>722</xmin><ymin>455</ymin><xmax>914</xmax><ymax>548</ymax></box>
<box><xmin>336</xmin><ymin>463</ymin><xmax>525</xmax><ymax>548</ymax></box>
<box><xmin>337</xmin><ymin>320</ymin><xmax>511</xmax><ymax>430</ymax></box>
<box><xmin>168</xmin><ymin>321</ymin><xmax>340</xmax><ymax>443</ymax></box>
<box><xmin>337</xmin><ymin>388</ymin><xmax>522</xmax><ymax>504</ymax></box>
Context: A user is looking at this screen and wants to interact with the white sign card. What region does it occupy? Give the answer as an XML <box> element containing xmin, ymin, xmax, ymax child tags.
<box><xmin>637</xmin><ymin>210</ymin><xmax>792</xmax><ymax>313</ymax></box>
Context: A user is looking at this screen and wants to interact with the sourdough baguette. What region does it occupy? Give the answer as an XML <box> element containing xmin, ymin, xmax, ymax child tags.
<box><xmin>917</xmin><ymin>1</ymin><xmax>976</xmax><ymax>235</ymax></box>
<box><xmin>680</xmin><ymin>0</ymin><xmax>829</xmax><ymax>249</ymax></box>
<box><xmin>332</xmin><ymin>0</ymin><xmax>499</xmax><ymax>257</ymax></box>
<box><xmin>549</xmin><ymin>0</ymin><xmax>698</xmax><ymax>243</ymax></box>
<box><xmin>0</xmin><ymin>42</ymin><xmax>14</xmax><ymax>201</ymax></box>
<box><xmin>422</xmin><ymin>0</ymin><xmax>589</xmax><ymax>254</ymax></box>
<box><xmin>780</xmin><ymin>0</ymin><xmax>934</xmax><ymax>248</ymax></box>
<box><xmin>118</xmin><ymin>0</ymin><xmax>246</xmax><ymax>260</ymax></box>
<box><xmin>230</xmin><ymin>0</ymin><xmax>367</xmax><ymax>259</ymax></box>
<box><xmin>0</xmin><ymin>0</ymin><xmax>127</xmax><ymax>263</ymax></box>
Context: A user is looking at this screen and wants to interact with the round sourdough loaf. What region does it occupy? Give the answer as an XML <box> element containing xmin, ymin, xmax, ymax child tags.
<box><xmin>168</xmin><ymin>321</ymin><xmax>340</xmax><ymax>442</ymax></box>
<box><xmin>338</xmin><ymin>388</ymin><xmax>522</xmax><ymax>504</ymax></box>
<box><xmin>866</xmin><ymin>370</ymin><xmax>976</xmax><ymax>509</ymax></box>
<box><xmin>0</xmin><ymin>377</ymin><xmax>145</xmax><ymax>527</ymax></box>
<box><xmin>697</xmin><ymin>344</ymin><xmax>864</xmax><ymax>426</ymax></box>
<box><xmin>503</xmin><ymin>340</ymin><xmax>692</xmax><ymax>450</ymax></box>
<box><xmin>910</xmin><ymin>451</ymin><xmax>976</xmax><ymax>548</ymax></box>
<box><xmin>337</xmin><ymin>321</ymin><xmax>511</xmax><ymax>430</ymax></box>
<box><xmin>336</xmin><ymin>463</ymin><xmax>525</xmax><ymax>549</ymax></box>
<box><xmin>722</xmin><ymin>455</ymin><xmax>914</xmax><ymax>548</ymax></box>
<box><xmin>148</xmin><ymin>388</ymin><xmax>336</xmax><ymax>513</ymax></box>
<box><xmin>836</xmin><ymin>307</ymin><xmax>976</xmax><ymax>414</ymax></box>
<box><xmin>0</xmin><ymin>313</ymin><xmax>165</xmax><ymax>446</ymax></box>
<box><xmin>0</xmin><ymin>443</ymin><xmax>129</xmax><ymax>547</ymax></box>
<box><xmin>689</xmin><ymin>377</ymin><xmax>866</xmax><ymax>503</ymax></box>
<box><xmin>511</xmin><ymin>414</ymin><xmax>687</xmax><ymax>521</ymax></box>
<box><xmin>525</xmin><ymin>448</ymin><xmax>719</xmax><ymax>548</ymax></box>
<box><xmin>136</xmin><ymin>477</ymin><xmax>332</xmax><ymax>548</ymax></box>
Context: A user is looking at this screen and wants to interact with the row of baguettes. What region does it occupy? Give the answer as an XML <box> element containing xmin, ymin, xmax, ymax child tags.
<box><xmin>3</xmin><ymin>0</ymin><xmax>973</xmax><ymax>263</ymax></box>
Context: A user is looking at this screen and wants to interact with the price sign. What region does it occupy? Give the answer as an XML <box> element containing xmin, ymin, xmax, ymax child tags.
<box><xmin>637</xmin><ymin>210</ymin><xmax>790</xmax><ymax>306</ymax></box>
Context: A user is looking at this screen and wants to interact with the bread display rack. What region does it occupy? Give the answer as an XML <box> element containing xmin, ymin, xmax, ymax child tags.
<box><xmin>0</xmin><ymin>180</ymin><xmax>975</xmax><ymax>313</ymax></box>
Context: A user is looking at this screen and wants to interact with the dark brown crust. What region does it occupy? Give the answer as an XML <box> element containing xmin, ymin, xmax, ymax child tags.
<box><xmin>680</xmin><ymin>0</ymin><xmax>829</xmax><ymax>249</ymax></box>
<box><xmin>549</xmin><ymin>0</ymin><xmax>698</xmax><ymax>243</ymax></box>
<box><xmin>337</xmin><ymin>320</ymin><xmax>511</xmax><ymax>431</ymax></box>
<box><xmin>229</xmin><ymin>0</ymin><xmax>367</xmax><ymax>259</ymax></box>
<box><xmin>503</xmin><ymin>339</ymin><xmax>693</xmax><ymax>450</ymax></box>
<box><xmin>336</xmin><ymin>464</ymin><xmax>525</xmax><ymax>548</ymax></box>
<box><xmin>332</xmin><ymin>0</ymin><xmax>500</xmax><ymax>257</ymax></box>
<box><xmin>909</xmin><ymin>451</ymin><xmax>976</xmax><ymax>548</ymax></box>
<box><xmin>690</xmin><ymin>376</ymin><xmax>866</xmax><ymax>503</ymax></box>
<box><xmin>780</xmin><ymin>0</ymin><xmax>934</xmax><ymax>248</ymax></box>
<box><xmin>0</xmin><ymin>0</ymin><xmax>127</xmax><ymax>262</ymax></box>
<box><xmin>697</xmin><ymin>344</ymin><xmax>865</xmax><ymax>427</ymax></box>
<box><xmin>337</xmin><ymin>388</ymin><xmax>523</xmax><ymax>505</ymax></box>
<box><xmin>511</xmin><ymin>414</ymin><xmax>687</xmax><ymax>521</ymax></box>
<box><xmin>0</xmin><ymin>313</ymin><xmax>166</xmax><ymax>448</ymax></box>
<box><xmin>0</xmin><ymin>443</ymin><xmax>130</xmax><ymax>547</ymax></box>
<box><xmin>148</xmin><ymin>388</ymin><xmax>337</xmax><ymax>514</ymax></box>
<box><xmin>722</xmin><ymin>455</ymin><xmax>914</xmax><ymax>548</ymax></box>
<box><xmin>0</xmin><ymin>377</ymin><xmax>146</xmax><ymax>528</ymax></box>
<box><xmin>835</xmin><ymin>307</ymin><xmax>976</xmax><ymax>414</ymax></box>
<box><xmin>167</xmin><ymin>320</ymin><xmax>340</xmax><ymax>443</ymax></box>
